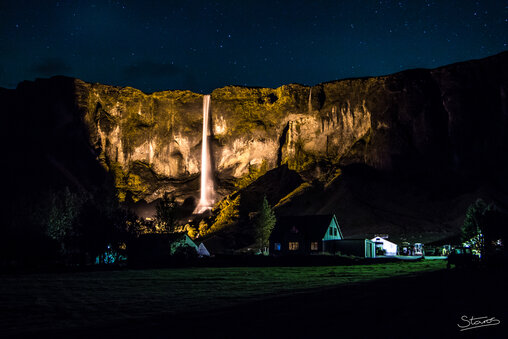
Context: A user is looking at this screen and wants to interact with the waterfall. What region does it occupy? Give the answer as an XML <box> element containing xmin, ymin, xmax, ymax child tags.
<box><xmin>308</xmin><ymin>88</ymin><xmax>312</xmax><ymax>113</ymax></box>
<box><xmin>194</xmin><ymin>95</ymin><xmax>214</xmax><ymax>214</ymax></box>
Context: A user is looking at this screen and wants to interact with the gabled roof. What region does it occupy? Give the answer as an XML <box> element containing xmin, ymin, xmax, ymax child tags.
<box><xmin>270</xmin><ymin>215</ymin><xmax>341</xmax><ymax>241</ymax></box>
<box><xmin>135</xmin><ymin>233</ymin><xmax>196</xmax><ymax>245</ymax></box>
<box><xmin>197</xmin><ymin>243</ymin><xmax>211</xmax><ymax>256</ymax></box>
<box><xmin>167</xmin><ymin>233</ymin><xmax>192</xmax><ymax>242</ymax></box>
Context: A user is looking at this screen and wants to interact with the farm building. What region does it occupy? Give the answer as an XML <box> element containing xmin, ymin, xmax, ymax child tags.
<box><xmin>326</xmin><ymin>239</ymin><xmax>376</xmax><ymax>258</ymax></box>
<box><xmin>269</xmin><ymin>215</ymin><xmax>343</xmax><ymax>255</ymax></box>
<box><xmin>371</xmin><ymin>237</ymin><xmax>398</xmax><ymax>256</ymax></box>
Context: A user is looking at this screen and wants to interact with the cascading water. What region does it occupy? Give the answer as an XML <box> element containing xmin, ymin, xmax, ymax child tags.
<box><xmin>193</xmin><ymin>94</ymin><xmax>214</xmax><ymax>214</ymax></box>
<box><xmin>308</xmin><ymin>88</ymin><xmax>312</xmax><ymax>113</ymax></box>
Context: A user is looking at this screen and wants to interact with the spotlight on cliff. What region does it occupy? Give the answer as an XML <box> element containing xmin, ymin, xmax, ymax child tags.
<box><xmin>193</xmin><ymin>94</ymin><xmax>214</xmax><ymax>214</ymax></box>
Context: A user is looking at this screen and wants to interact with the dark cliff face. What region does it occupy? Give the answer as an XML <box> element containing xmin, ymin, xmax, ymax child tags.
<box><xmin>431</xmin><ymin>54</ymin><xmax>508</xmax><ymax>180</ymax></box>
<box><xmin>3</xmin><ymin>51</ymin><xmax>508</xmax><ymax>241</ymax></box>
<box><xmin>3</xmin><ymin>77</ymin><xmax>112</xmax><ymax>197</ymax></box>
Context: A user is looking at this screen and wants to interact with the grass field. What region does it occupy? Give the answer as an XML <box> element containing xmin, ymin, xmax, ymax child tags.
<box><xmin>0</xmin><ymin>260</ymin><xmax>446</xmax><ymax>336</ymax></box>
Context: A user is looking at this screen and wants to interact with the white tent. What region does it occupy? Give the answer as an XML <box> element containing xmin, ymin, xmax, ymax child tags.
<box><xmin>197</xmin><ymin>243</ymin><xmax>210</xmax><ymax>257</ymax></box>
<box><xmin>371</xmin><ymin>237</ymin><xmax>398</xmax><ymax>256</ymax></box>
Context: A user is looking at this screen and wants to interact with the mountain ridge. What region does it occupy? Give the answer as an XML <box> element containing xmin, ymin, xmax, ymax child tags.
<box><xmin>3</xmin><ymin>51</ymin><xmax>508</xmax><ymax>243</ymax></box>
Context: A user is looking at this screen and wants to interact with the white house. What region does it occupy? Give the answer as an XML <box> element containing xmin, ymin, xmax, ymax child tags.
<box><xmin>371</xmin><ymin>237</ymin><xmax>398</xmax><ymax>256</ymax></box>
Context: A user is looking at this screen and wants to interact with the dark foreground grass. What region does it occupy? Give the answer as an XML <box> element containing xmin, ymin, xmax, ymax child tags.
<box><xmin>0</xmin><ymin>260</ymin><xmax>445</xmax><ymax>336</ymax></box>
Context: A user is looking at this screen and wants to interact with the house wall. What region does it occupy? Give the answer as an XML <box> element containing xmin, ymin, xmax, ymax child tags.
<box><xmin>365</xmin><ymin>240</ymin><xmax>376</xmax><ymax>258</ymax></box>
<box><xmin>271</xmin><ymin>232</ymin><xmax>307</xmax><ymax>255</ymax></box>
<box><xmin>271</xmin><ymin>238</ymin><xmax>323</xmax><ymax>255</ymax></box>
<box><xmin>325</xmin><ymin>239</ymin><xmax>376</xmax><ymax>258</ymax></box>
<box><xmin>269</xmin><ymin>215</ymin><xmax>344</xmax><ymax>255</ymax></box>
<box><xmin>372</xmin><ymin>237</ymin><xmax>398</xmax><ymax>255</ymax></box>
<box><xmin>322</xmin><ymin>218</ymin><xmax>342</xmax><ymax>241</ymax></box>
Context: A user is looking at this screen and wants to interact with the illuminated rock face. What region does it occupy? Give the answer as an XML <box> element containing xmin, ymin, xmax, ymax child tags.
<box><xmin>6</xmin><ymin>52</ymin><xmax>507</xmax><ymax>205</ymax></box>
<box><xmin>75</xmin><ymin>81</ymin><xmax>384</xmax><ymax>203</ymax></box>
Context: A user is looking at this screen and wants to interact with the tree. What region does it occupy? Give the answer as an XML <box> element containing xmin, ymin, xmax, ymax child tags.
<box><xmin>462</xmin><ymin>199</ymin><xmax>487</xmax><ymax>243</ymax></box>
<box><xmin>254</xmin><ymin>196</ymin><xmax>276</xmax><ymax>253</ymax></box>
<box><xmin>45</xmin><ymin>187</ymin><xmax>85</xmax><ymax>256</ymax></box>
<box><xmin>461</xmin><ymin>199</ymin><xmax>499</xmax><ymax>256</ymax></box>
<box><xmin>209</xmin><ymin>195</ymin><xmax>241</xmax><ymax>233</ymax></box>
<box><xmin>482</xmin><ymin>207</ymin><xmax>508</xmax><ymax>247</ymax></box>
<box><xmin>155</xmin><ymin>193</ymin><xmax>178</xmax><ymax>233</ymax></box>
<box><xmin>185</xmin><ymin>224</ymin><xmax>198</xmax><ymax>239</ymax></box>
<box><xmin>198</xmin><ymin>220</ymin><xmax>208</xmax><ymax>237</ymax></box>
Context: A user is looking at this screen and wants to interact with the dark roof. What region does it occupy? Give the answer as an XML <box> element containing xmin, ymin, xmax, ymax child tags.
<box><xmin>338</xmin><ymin>238</ymin><xmax>371</xmax><ymax>242</ymax></box>
<box><xmin>135</xmin><ymin>233</ymin><xmax>190</xmax><ymax>243</ymax></box>
<box><xmin>270</xmin><ymin>215</ymin><xmax>337</xmax><ymax>241</ymax></box>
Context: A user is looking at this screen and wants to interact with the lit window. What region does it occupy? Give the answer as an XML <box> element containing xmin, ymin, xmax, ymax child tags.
<box><xmin>274</xmin><ymin>243</ymin><xmax>281</xmax><ymax>251</ymax></box>
<box><xmin>289</xmin><ymin>242</ymin><xmax>299</xmax><ymax>251</ymax></box>
<box><xmin>311</xmin><ymin>242</ymin><xmax>318</xmax><ymax>251</ymax></box>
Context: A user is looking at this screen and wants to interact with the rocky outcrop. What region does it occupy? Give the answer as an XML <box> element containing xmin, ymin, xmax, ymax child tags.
<box><xmin>4</xmin><ymin>52</ymin><xmax>508</xmax><ymax>211</ymax></box>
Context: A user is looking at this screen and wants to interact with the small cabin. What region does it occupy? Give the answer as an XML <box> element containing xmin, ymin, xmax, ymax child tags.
<box><xmin>269</xmin><ymin>215</ymin><xmax>343</xmax><ymax>255</ymax></box>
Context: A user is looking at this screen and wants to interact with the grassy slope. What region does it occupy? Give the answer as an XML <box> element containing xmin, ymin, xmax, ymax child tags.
<box><xmin>272</xmin><ymin>166</ymin><xmax>508</xmax><ymax>244</ymax></box>
<box><xmin>0</xmin><ymin>261</ymin><xmax>445</xmax><ymax>336</ymax></box>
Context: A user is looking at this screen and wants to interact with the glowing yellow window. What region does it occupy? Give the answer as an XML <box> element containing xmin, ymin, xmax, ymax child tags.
<box><xmin>289</xmin><ymin>242</ymin><xmax>299</xmax><ymax>251</ymax></box>
<box><xmin>311</xmin><ymin>242</ymin><xmax>318</xmax><ymax>251</ymax></box>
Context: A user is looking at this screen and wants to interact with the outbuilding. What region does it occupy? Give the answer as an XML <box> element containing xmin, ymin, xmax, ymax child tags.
<box><xmin>326</xmin><ymin>239</ymin><xmax>376</xmax><ymax>258</ymax></box>
<box><xmin>371</xmin><ymin>236</ymin><xmax>398</xmax><ymax>256</ymax></box>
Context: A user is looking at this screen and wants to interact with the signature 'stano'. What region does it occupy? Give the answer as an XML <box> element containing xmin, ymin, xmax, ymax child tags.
<box><xmin>457</xmin><ymin>315</ymin><xmax>501</xmax><ymax>331</ymax></box>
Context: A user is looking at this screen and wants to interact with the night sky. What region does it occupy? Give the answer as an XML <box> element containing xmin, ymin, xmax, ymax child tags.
<box><xmin>1</xmin><ymin>0</ymin><xmax>506</xmax><ymax>94</ymax></box>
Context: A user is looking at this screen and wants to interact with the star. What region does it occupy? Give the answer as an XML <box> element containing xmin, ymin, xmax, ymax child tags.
<box><xmin>0</xmin><ymin>0</ymin><xmax>505</xmax><ymax>94</ymax></box>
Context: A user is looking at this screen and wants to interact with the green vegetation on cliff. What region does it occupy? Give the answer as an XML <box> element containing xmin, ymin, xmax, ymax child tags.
<box><xmin>235</xmin><ymin>161</ymin><xmax>269</xmax><ymax>189</ymax></box>
<box><xmin>106</xmin><ymin>160</ymin><xmax>153</xmax><ymax>202</ymax></box>
<box><xmin>274</xmin><ymin>182</ymin><xmax>313</xmax><ymax>208</ymax></box>
<box><xmin>211</xmin><ymin>84</ymin><xmax>309</xmax><ymax>138</ymax></box>
<box><xmin>284</xmin><ymin>140</ymin><xmax>317</xmax><ymax>172</ymax></box>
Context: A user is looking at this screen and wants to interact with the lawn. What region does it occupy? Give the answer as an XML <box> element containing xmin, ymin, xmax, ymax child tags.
<box><xmin>0</xmin><ymin>260</ymin><xmax>446</xmax><ymax>336</ymax></box>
